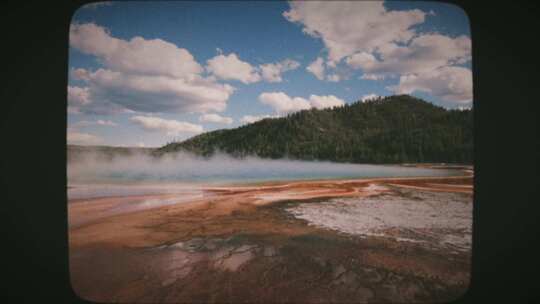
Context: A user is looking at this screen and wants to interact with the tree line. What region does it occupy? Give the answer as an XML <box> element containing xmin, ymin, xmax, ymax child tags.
<box><xmin>157</xmin><ymin>95</ymin><xmax>473</xmax><ymax>164</ymax></box>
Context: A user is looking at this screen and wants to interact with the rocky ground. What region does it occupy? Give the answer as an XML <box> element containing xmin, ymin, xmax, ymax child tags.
<box><xmin>69</xmin><ymin>175</ymin><xmax>472</xmax><ymax>303</ymax></box>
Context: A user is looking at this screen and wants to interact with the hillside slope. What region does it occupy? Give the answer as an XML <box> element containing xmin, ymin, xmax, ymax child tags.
<box><xmin>158</xmin><ymin>95</ymin><xmax>473</xmax><ymax>164</ymax></box>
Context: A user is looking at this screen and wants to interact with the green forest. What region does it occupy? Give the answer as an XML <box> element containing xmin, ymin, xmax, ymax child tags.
<box><xmin>157</xmin><ymin>95</ymin><xmax>473</xmax><ymax>164</ymax></box>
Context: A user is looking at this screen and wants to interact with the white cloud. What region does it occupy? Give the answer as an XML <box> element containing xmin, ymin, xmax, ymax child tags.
<box><xmin>206</xmin><ymin>53</ymin><xmax>261</xmax><ymax>84</ymax></box>
<box><xmin>346</xmin><ymin>52</ymin><xmax>378</xmax><ymax>71</ymax></box>
<box><xmin>72</xmin><ymin>68</ymin><xmax>234</xmax><ymax>114</ymax></box>
<box><xmin>260</xmin><ymin>59</ymin><xmax>300</xmax><ymax>82</ymax></box>
<box><xmin>70</xmin><ymin>23</ymin><xmax>202</xmax><ymax>78</ymax></box>
<box><xmin>346</xmin><ymin>34</ymin><xmax>471</xmax><ymax>77</ymax></box>
<box><xmin>131</xmin><ymin>116</ymin><xmax>204</xmax><ymax>136</ymax></box>
<box><xmin>240</xmin><ymin>114</ymin><xmax>278</xmax><ymax>124</ymax></box>
<box><xmin>306</xmin><ymin>58</ymin><xmax>345</xmax><ymax>82</ymax></box>
<box><xmin>69</xmin><ymin>23</ymin><xmax>235</xmax><ymax>115</ymax></box>
<box><xmin>67</xmin><ymin>86</ymin><xmax>91</xmax><ymax>106</ymax></box>
<box><xmin>67</xmin><ymin>131</ymin><xmax>103</xmax><ymax>145</ymax></box>
<box><xmin>361</xmin><ymin>94</ymin><xmax>380</xmax><ymax>102</ymax></box>
<box><xmin>284</xmin><ymin>1</ymin><xmax>426</xmax><ymax>63</ymax></box>
<box><xmin>388</xmin><ymin>66</ymin><xmax>473</xmax><ymax>103</ymax></box>
<box><xmin>306</xmin><ymin>57</ymin><xmax>325</xmax><ymax>80</ymax></box>
<box><xmin>71</xmin><ymin>119</ymin><xmax>118</xmax><ymax>128</ymax></box>
<box><xmin>308</xmin><ymin>94</ymin><xmax>345</xmax><ymax>109</ymax></box>
<box><xmin>69</xmin><ymin>23</ymin><xmax>307</xmax><ymax>117</ymax></box>
<box><xmin>326</xmin><ymin>74</ymin><xmax>341</xmax><ymax>82</ymax></box>
<box><xmin>360</xmin><ymin>73</ymin><xmax>386</xmax><ymax>81</ymax></box>
<box><xmin>259</xmin><ymin>92</ymin><xmax>312</xmax><ymax>114</ymax></box>
<box><xmin>284</xmin><ymin>2</ymin><xmax>473</xmax><ymax>105</ymax></box>
<box><xmin>199</xmin><ymin>113</ymin><xmax>234</xmax><ymax>125</ymax></box>
<box><xmin>259</xmin><ymin>92</ymin><xmax>345</xmax><ymax>114</ymax></box>
<box><xmin>96</xmin><ymin>119</ymin><xmax>118</xmax><ymax>126</ymax></box>
<box><xmin>206</xmin><ymin>54</ymin><xmax>300</xmax><ymax>84</ymax></box>
<box><xmin>72</xmin><ymin>68</ymin><xmax>91</xmax><ymax>81</ymax></box>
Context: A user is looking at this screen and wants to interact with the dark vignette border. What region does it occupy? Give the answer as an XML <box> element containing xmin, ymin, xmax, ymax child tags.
<box><xmin>1</xmin><ymin>0</ymin><xmax>540</xmax><ymax>303</ymax></box>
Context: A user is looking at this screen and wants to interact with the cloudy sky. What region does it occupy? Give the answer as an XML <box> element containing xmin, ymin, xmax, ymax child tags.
<box><xmin>68</xmin><ymin>1</ymin><xmax>472</xmax><ymax>147</ymax></box>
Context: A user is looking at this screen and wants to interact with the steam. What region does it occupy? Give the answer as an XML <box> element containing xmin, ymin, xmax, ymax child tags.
<box><xmin>67</xmin><ymin>151</ymin><xmax>459</xmax><ymax>185</ymax></box>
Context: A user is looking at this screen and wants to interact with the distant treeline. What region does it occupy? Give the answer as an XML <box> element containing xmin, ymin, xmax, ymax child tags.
<box><xmin>157</xmin><ymin>95</ymin><xmax>473</xmax><ymax>164</ymax></box>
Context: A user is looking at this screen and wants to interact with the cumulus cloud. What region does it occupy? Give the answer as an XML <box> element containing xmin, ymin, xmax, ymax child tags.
<box><xmin>259</xmin><ymin>92</ymin><xmax>311</xmax><ymax>114</ymax></box>
<box><xmin>96</xmin><ymin>119</ymin><xmax>118</xmax><ymax>126</ymax></box>
<box><xmin>307</xmin><ymin>58</ymin><xmax>347</xmax><ymax>82</ymax></box>
<box><xmin>361</xmin><ymin>73</ymin><xmax>386</xmax><ymax>81</ymax></box>
<box><xmin>259</xmin><ymin>92</ymin><xmax>345</xmax><ymax>114</ymax></box>
<box><xmin>240</xmin><ymin>114</ymin><xmax>278</xmax><ymax>124</ymax></box>
<box><xmin>260</xmin><ymin>59</ymin><xmax>300</xmax><ymax>82</ymax></box>
<box><xmin>206</xmin><ymin>53</ymin><xmax>261</xmax><ymax>84</ymax></box>
<box><xmin>131</xmin><ymin>116</ymin><xmax>203</xmax><ymax>136</ymax></box>
<box><xmin>284</xmin><ymin>1</ymin><xmax>426</xmax><ymax>63</ymax></box>
<box><xmin>206</xmin><ymin>54</ymin><xmax>301</xmax><ymax>84</ymax></box>
<box><xmin>284</xmin><ymin>2</ymin><xmax>473</xmax><ymax>105</ymax></box>
<box><xmin>67</xmin><ymin>85</ymin><xmax>91</xmax><ymax>111</ymax></box>
<box><xmin>361</xmin><ymin>94</ymin><xmax>380</xmax><ymax>102</ymax></box>
<box><xmin>71</xmin><ymin>119</ymin><xmax>118</xmax><ymax>128</ymax></box>
<box><xmin>70</xmin><ymin>23</ymin><xmax>203</xmax><ymax>78</ymax></box>
<box><xmin>73</xmin><ymin>68</ymin><xmax>234</xmax><ymax>114</ymax></box>
<box><xmin>199</xmin><ymin>113</ymin><xmax>234</xmax><ymax>125</ymax></box>
<box><xmin>346</xmin><ymin>52</ymin><xmax>377</xmax><ymax>71</ymax></box>
<box><xmin>69</xmin><ymin>23</ymin><xmax>306</xmax><ymax>116</ymax></box>
<box><xmin>346</xmin><ymin>34</ymin><xmax>471</xmax><ymax>78</ymax></box>
<box><xmin>326</xmin><ymin>74</ymin><xmax>341</xmax><ymax>82</ymax></box>
<box><xmin>309</xmin><ymin>94</ymin><xmax>345</xmax><ymax>109</ymax></box>
<box><xmin>67</xmin><ymin>131</ymin><xmax>103</xmax><ymax>145</ymax></box>
<box><xmin>388</xmin><ymin>66</ymin><xmax>473</xmax><ymax>103</ymax></box>
<box><xmin>72</xmin><ymin>68</ymin><xmax>91</xmax><ymax>81</ymax></box>
<box><xmin>306</xmin><ymin>57</ymin><xmax>325</xmax><ymax>80</ymax></box>
<box><xmin>69</xmin><ymin>23</ymin><xmax>235</xmax><ymax>114</ymax></box>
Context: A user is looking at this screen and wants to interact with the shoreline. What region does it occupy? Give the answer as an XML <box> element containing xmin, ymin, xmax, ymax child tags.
<box><xmin>69</xmin><ymin>171</ymin><xmax>472</xmax><ymax>248</ymax></box>
<box><xmin>67</xmin><ymin>163</ymin><xmax>472</xmax><ymax>202</ymax></box>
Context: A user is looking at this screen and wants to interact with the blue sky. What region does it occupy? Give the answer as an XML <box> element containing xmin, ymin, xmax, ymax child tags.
<box><xmin>68</xmin><ymin>1</ymin><xmax>472</xmax><ymax>147</ymax></box>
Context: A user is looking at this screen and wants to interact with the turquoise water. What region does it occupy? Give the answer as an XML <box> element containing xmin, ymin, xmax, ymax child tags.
<box><xmin>67</xmin><ymin>155</ymin><xmax>465</xmax><ymax>200</ymax></box>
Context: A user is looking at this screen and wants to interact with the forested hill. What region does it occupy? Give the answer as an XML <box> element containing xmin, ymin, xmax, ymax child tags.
<box><xmin>158</xmin><ymin>95</ymin><xmax>473</xmax><ymax>164</ymax></box>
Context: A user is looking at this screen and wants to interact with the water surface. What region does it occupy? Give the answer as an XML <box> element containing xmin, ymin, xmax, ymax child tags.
<box><xmin>68</xmin><ymin>153</ymin><xmax>464</xmax><ymax>200</ymax></box>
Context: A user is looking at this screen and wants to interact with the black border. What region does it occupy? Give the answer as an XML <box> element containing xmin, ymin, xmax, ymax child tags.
<box><xmin>2</xmin><ymin>0</ymin><xmax>540</xmax><ymax>303</ymax></box>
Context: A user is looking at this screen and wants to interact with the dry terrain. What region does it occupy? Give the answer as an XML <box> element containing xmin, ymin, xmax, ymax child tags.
<box><xmin>69</xmin><ymin>167</ymin><xmax>473</xmax><ymax>303</ymax></box>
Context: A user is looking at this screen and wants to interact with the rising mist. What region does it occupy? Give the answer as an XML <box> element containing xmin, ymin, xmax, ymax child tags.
<box><xmin>67</xmin><ymin>150</ymin><xmax>458</xmax><ymax>184</ymax></box>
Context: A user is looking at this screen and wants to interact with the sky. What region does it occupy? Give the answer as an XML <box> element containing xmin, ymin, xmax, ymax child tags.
<box><xmin>67</xmin><ymin>1</ymin><xmax>472</xmax><ymax>147</ymax></box>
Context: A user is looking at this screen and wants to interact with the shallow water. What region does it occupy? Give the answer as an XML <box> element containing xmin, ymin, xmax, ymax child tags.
<box><xmin>68</xmin><ymin>156</ymin><xmax>463</xmax><ymax>200</ymax></box>
<box><xmin>68</xmin><ymin>183</ymin><xmax>206</xmax><ymax>200</ymax></box>
<box><xmin>68</xmin><ymin>152</ymin><xmax>463</xmax><ymax>185</ymax></box>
